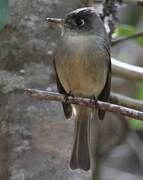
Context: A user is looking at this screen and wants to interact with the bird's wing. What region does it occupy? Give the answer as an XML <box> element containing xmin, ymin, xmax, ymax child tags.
<box><xmin>53</xmin><ymin>59</ymin><xmax>72</xmax><ymax>119</ymax></box>
<box><xmin>98</xmin><ymin>43</ymin><xmax>111</xmax><ymax>120</ymax></box>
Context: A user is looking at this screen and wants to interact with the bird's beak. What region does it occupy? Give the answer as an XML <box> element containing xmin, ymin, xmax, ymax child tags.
<box><xmin>46</xmin><ymin>18</ymin><xmax>64</xmax><ymax>26</ymax></box>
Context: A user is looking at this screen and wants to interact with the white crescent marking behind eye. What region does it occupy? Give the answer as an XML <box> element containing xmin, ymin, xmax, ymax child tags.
<box><xmin>80</xmin><ymin>19</ymin><xmax>85</xmax><ymax>26</ymax></box>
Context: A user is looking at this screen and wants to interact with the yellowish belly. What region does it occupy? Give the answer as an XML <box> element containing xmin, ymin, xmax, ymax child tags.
<box><xmin>56</xmin><ymin>56</ymin><xmax>107</xmax><ymax>97</ymax></box>
<box><xmin>55</xmin><ymin>34</ymin><xmax>108</xmax><ymax>97</ymax></box>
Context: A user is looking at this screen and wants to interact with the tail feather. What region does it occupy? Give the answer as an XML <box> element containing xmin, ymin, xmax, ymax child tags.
<box><xmin>70</xmin><ymin>107</ymin><xmax>90</xmax><ymax>171</ymax></box>
<box><xmin>89</xmin><ymin>110</ymin><xmax>100</xmax><ymax>179</ymax></box>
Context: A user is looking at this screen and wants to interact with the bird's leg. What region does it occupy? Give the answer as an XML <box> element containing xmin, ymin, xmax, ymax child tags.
<box><xmin>64</xmin><ymin>91</ymin><xmax>74</xmax><ymax>103</ymax></box>
<box><xmin>68</xmin><ymin>91</ymin><xmax>74</xmax><ymax>97</ymax></box>
<box><xmin>90</xmin><ymin>95</ymin><xmax>98</xmax><ymax>110</ymax></box>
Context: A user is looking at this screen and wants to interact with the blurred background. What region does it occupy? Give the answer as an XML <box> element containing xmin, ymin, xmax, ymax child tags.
<box><xmin>0</xmin><ymin>0</ymin><xmax>143</xmax><ymax>180</ymax></box>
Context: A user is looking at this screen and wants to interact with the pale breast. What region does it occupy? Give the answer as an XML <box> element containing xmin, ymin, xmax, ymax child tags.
<box><xmin>55</xmin><ymin>34</ymin><xmax>109</xmax><ymax>97</ymax></box>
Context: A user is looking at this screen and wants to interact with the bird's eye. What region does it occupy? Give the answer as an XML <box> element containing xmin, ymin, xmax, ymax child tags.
<box><xmin>76</xmin><ymin>19</ymin><xmax>85</xmax><ymax>27</ymax></box>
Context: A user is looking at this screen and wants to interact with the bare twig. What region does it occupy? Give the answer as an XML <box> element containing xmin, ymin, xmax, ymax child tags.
<box><xmin>100</xmin><ymin>0</ymin><xmax>143</xmax><ymax>41</ymax></box>
<box><xmin>111</xmin><ymin>32</ymin><xmax>143</xmax><ymax>46</ymax></box>
<box><xmin>25</xmin><ymin>88</ymin><xmax>143</xmax><ymax>121</ymax></box>
<box><xmin>101</xmin><ymin>0</ymin><xmax>123</xmax><ymax>39</ymax></box>
<box><xmin>112</xmin><ymin>58</ymin><xmax>143</xmax><ymax>81</ymax></box>
<box><xmin>110</xmin><ymin>92</ymin><xmax>143</xmax><ymax>111</ymax></box>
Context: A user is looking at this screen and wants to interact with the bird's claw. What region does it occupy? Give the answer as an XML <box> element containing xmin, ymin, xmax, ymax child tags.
<box><xmin>64</xmin><ymin>91</ymin><xmax>74</xmax><ymax>103</ymax></box>
<box><xmin>90</xmin><ymin>95</ymin><xmax>98</xmax><ymax>108</ymax></box>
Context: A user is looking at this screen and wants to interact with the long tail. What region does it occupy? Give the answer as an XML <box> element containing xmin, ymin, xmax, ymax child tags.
<box><xmin>89</xmin><ymin>110</ymin><xmax>100</xmax><ymax>180</ymax></box>
<box><xmin>70</xmin><ymin>106</ymin><xmax>90</xmax><ymax>171</ymax></box>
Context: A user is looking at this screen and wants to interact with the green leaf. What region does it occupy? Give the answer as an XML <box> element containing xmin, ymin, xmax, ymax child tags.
<box><xmin>136</xmin><ymin>37</ymin><xmax>143</xmax><ymax>46</ymax></box>
<box><xmin>115</xmin><ymin>24</ymin><xmax>143</xmax><ymax>47</ymax></box>
<box><xmin>0</xmin><ymin>0</ymin><xmax>9</xmax><ymax>32</ymax></box>
<box><xmin>116</xmin><ymin>25</ymin><xmax>136</xmax><ymax>37</ymax></box>
<box><xmin>129</xmin><ymin>119</ymin><xmax>143</xmax><ymax>130</ymax></box>
<box><xmin>129</xmin><ymin>84</ymin><xmax>143</xmax><ymax>130</ymax></box>
<box><xmin>136</xmin><ymin>83</ymin><xmax>143</xmax><ymax>100</ymax></box>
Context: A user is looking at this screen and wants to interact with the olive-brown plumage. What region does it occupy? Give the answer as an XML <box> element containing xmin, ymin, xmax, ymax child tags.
<box><xmin>53</xmin><ymin>7</ymin><xmax>111</xmax><ymax>171</ymax></box>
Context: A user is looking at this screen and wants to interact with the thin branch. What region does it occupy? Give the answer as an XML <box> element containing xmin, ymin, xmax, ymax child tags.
<box><xmin>112</xmin><ymin>58</ymin><xmax>143</xmax><ymax>81</ymax></box>
<box><xmin>110</xmin><ymin>92</ymin><xmax>143</xmax><ymax>111</ymax></box>
<box><xmin>25</xmin><ymin>88</ymin><xmax>143</xmax><ymax>121</ymax></box>
<box><xmin>101</xmin><ymin>0</ymin><xmax>123</xmax><ymax>40</ymax></box>
<box><xmin>111</xmin><ymin>32</ymin><xmax>143</xmax><ymax>46</ymax></box>
<box><xmin>102</xmin><ymin>0</ymin><xmax>117</xmax><ymax>39</ymax></box>
<box><xmin>8</xmin><ymin>88</ymin><xmax>143</xmax><ymax>116</ymax></box>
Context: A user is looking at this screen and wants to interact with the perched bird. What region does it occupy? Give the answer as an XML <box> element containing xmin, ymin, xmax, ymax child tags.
<box><xmin>47</xmin><ymin>7</ymin><xmax>111</xmax><ymax>173</ymax></box>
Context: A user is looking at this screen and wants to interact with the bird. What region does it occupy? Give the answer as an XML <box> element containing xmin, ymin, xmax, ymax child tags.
<box><xmin>47</xmin><ymin>7</ymin><xmax>111</xmax><ymax>173</ymax></box>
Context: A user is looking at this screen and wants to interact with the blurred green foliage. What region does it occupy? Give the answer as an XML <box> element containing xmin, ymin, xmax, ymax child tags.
<box><xmin>116</xmin><ymin>25</ymin><xmax>136</xmax><ymax>36</ymax></box>
<box><xmin>137</xmin><ymin>83</ymin><xmax>143</xmax><ymax>100</ymax></box>
<box><xmin>0</xmin><ymin>0</ymin><xmax>9</xmax><ymax>32</ymax></box>
<box><xmin>137</xmin><ymin>36</ymin><xmax>143</xmax><ymax>46</ymax></box>
<box><xmin>129</xmin><ymin>119</ymin><xmax>143</xmax><ymax>130</ymax></box>
<box><xmin>116</xmin><ymin>25</ymin><xmax>143</xmax><ymax>46</ymax></box>
<box><xmin>116</xmin><ymin>25</ymin><xmax>143</xmax><ymax>129</ymax></box>
<box><xmin>129</xmin><ymin>83</ymin><xmax>143</xmax><ymax>130</ymax></box>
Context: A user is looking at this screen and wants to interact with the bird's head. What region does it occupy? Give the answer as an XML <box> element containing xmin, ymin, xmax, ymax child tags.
<box><xmin>46</xmin><ymin>7</ymin><xmax>106</xmax><ymax>36</ymax></box>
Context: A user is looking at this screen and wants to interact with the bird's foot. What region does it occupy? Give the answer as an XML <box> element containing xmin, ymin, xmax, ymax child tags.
<box><xmin>64</xmin><ymin>91</ymin><xmax>74</xmax><ymax>103</ymax></box>
<box><xmin>68</xmin><ymin>91</ymin><xmax>74</xmax><ymax>97</ymax></box>
<box><xmin>90</xmin><ymin>95</ymin><xmax>98</xmax><ymax>108</ymax></box>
